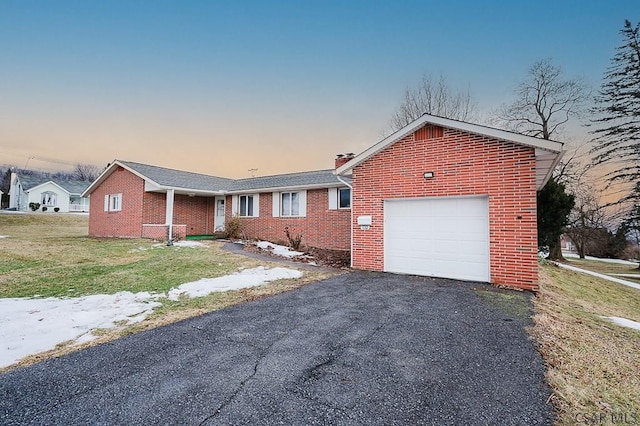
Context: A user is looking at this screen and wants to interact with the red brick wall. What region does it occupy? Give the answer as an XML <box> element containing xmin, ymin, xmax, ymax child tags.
<box><xmin>225</xmin><ymin>189</ymin><xmax>351</xmax><ymax>251</ymax></box>
<box><xmin>142</xmin><ymin>193</ymin><xmax>214</xmax><ymax>236</ymax></box>
<box><xmin>173</xmin><ymin>195</ymin><xmax>215</xmax><ymax>235</ymax></box>
<box><xmin>88</xmin><ymin>166</ymin><xmax>145</xmax><ymax>238</ymax></box>
<box><xmin>89</xmin><ymin>168</ymin><xmax>215</xmax><ymax>239</ymax></box>
<box><xmin>141</xmin><ymin>224</ymin><xmax>187</xmax><ymax>240</ymax></box>
<box><xmin>351</xmin><ymin>126</ymin><xmax>539</xmax><ymax>291</ymax></box>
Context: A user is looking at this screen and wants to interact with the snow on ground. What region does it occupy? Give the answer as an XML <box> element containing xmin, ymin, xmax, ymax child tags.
<box><xmin>604</xmin><ymin>316</ymin><xmax>640</xmax><ymax>331</ymax></box>
<box><xmin>0</xmin><ymin>292</ymin><xmax>161</xmax><ymax>368</ymax></box>
<box><xmin>0</xmin><ymin>235</ymin><xmax>7</xmax><ymax>238</ymax></box>
<box><xmin>0</xmin><ymin>266</ymin><xmax>302</xmax><ymax>369</ymax></box>
<box><xmin>255</xmin><ymin>241</ymin><xmax>305</xmax><ymax>258</ymax></box>
<box><xmin>563</xmin><ymin>252</ymin><xmax>639</xmax><ymax>266</ymax></box>
<box><xmin>168</xmin><ymin>266</ymin><xmax>302</xmax><ymax>300</ymax></box>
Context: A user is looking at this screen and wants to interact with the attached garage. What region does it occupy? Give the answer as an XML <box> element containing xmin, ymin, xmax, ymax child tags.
<box><xmin>384</xmin><ymin>196</ymin><xmax>489</xmax><ymax>282</ymax></box>
<box><xmin>336</xmin><ymin>113</ymin><xmax>565</xmax><ymax>291</ymax></box>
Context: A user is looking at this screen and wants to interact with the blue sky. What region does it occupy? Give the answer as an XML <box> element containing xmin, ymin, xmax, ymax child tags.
<box><xmin>1</xmin><ymin>1</ymin><xmax>638</xmax><ymax>177</ymax></box>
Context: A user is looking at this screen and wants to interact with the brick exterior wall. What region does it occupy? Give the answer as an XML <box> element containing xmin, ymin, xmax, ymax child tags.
<box><xmin>351</xmin><ymin>126</ymin><xmax>539</xmax><ymax>291</ymax></box>
<box><xmin>88</xmin><ymin>166</ymin><xmax>145</xmax><ymax>238</ymax></box>
<box><xmin>225</xmin><ymin>189</ymin><xmax>351</xmax><ymax>251</ymax></box>
<box><xmin>89</xmin><ymin>167</ymin><xmax>213</xmax><ymax>239</ymax></box>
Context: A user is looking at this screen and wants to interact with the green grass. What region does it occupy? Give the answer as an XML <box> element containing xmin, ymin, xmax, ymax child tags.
<box><xmin>0</xmin><ymin>214</ymin><xmax>248</xmax><ymax>298</ymax></box>
<box><xmin>0</xmin><ymin>212</ymin><xmax>335</xmax><ymax>370</ymax></box>
<box><xmin>532</xmin><ymin>262</ymin><xmax>640</xmax><ymax>424</ymax></box>
<box><xmin>564</xmin><ymin>257</ymin><xmax>640</xmax><ymax>284</ymax></box>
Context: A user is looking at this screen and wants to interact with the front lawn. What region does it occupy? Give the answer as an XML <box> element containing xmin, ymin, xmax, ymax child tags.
<box><xmin>0</xmin><ymin>213</ymin><xmax>334</xmax><ymax>370</ymax></box>
<box><xmin>532</xmin><ymin>262</ymin><xmax>640</xmax><ymax>424</ymax></box>
<box><xmin>563</xmin><ymin>256</ymin><xmax>640</xmax><ymax>284</ymax></box>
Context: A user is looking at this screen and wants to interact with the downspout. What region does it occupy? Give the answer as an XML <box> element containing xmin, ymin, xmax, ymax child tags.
<box><xmin>336</xmin><ymin>175</ymin><xmax>354</xmax><ymax>268</ymax></box>
<box><xmin>166</xmin><ymin>189</ymin><xmax>175</xmax><ymax>246</ymax></box>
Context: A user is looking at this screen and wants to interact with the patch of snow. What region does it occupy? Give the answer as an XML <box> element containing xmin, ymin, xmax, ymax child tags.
<box><xmin>604</xmin><ymin>316</ymin><xmax>640</xmax><ymax>331</ymax></box>
<box><xmin>563</xmin><ymin>252</ymin><xmax>639</xmax><ymax>266</ymax></box>
<box><xmin>0</xmin><ymin>292</ymin><xmax>162</xmax><ymax>368</ymax></box>
<box><xmin>0</xmin><ymin>235</ymin><xmax>7</xmax><ymax>239</ymax></box>
<box><xmin>0</xmin><ymin>266</ymin><xmax>302</xmax><ymax>368</ymax></box>
<box><xmin>554</xmin><ymin>262</ymin><xmax>640</xmax><ymax>290</ymax></box>
<box><xmin>167</xmin><ymin>266</ymin><xmax>302</xmax><ymax>300</ymax></box>
<box><xmin>255</xmin><ymin>241</ymin><xmax>305</xmax><ymax>258</ymax></box>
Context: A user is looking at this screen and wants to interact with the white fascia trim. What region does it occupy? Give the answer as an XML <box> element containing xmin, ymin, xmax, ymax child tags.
<box><xmin>145</xmin><ymin>183</ymin><xmax>226</xmax><ymax>196</ymax></box>
<box><xmin>82</xmin><ymin>160</ymin><xmax>162</xmax><ymax>197</ymax></box>
<box><xmin>226</xmin><ymin>182</ymin><xmax>343</xmax><ymax>194</ymax></box>
<box><xmin>537</xmin><ymin>149</ymin><xmax>566</xmax><ymax>190</ymax></box>
<box><xmin>27</xmin><ymin>181</ymin><xmax>71</xmax><ymax>195</ymax></box>
<box><xmin>336</xmin><ymin>114</ymin><xmax>565</xmax><ymax>176</ymax></box>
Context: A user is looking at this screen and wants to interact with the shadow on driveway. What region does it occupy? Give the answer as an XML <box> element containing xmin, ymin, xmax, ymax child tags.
<box><xmin>0</xmin><ymin>272</ymin><xmax>552</xmax><ymax>425</ymax></box>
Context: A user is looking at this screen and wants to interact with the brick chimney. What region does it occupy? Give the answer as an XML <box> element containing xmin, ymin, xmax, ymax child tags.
<box><xmin>335</xmin><ymin>153</ymin><xmax>355</xmax><ymax>169</ymax></box>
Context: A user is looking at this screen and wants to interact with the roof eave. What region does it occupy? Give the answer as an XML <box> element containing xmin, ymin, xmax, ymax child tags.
<box><xmin>227</xmin><ymin>182</ymin><xmax>345</xmax><ymax>194</ymax></box>
<box><xmin>336</xmin><ymin>114</ymin><xmax>565</xmax><ymax>176</ymax></box>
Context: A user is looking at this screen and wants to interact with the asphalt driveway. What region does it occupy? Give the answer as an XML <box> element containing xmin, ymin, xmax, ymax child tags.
<box><xmin>0</xmin><ymin>272</ymin><xmax>552</xmax><ymax>425</ymax></box>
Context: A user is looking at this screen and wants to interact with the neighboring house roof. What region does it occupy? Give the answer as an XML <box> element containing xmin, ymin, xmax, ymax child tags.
<box><xmin>16</xmin><ymin>175</ymin><xmax>91</xmax><ymax>195</ymax></box>
<box><xmin>335</xmin><ymin>113</ymin><xmax>565</xmax><ymax>190</ymax></box>
<box><xmin>82</xmin><ymin>160</ymin><xmax>349</xmax><ymax>197</ymax></box>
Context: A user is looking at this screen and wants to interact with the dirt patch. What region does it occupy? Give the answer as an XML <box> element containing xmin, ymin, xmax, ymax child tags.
<box><xmin>243</xmin><ymin>243</ymin><xmax>350</xmax><ymax>269</ymax></box>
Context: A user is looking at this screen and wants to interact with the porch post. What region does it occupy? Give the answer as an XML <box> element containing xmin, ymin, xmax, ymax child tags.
<box><xmin>165</xmin><ymin>189</ymin><xmax>175</xmax><ymax>244</ymax></box>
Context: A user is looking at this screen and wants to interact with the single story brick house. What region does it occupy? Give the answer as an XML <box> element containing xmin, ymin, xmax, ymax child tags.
<box><xmin>81</xmin><ymin>161</ymin><xmax>352</xmax><ymax>250</ymax></box>
<box><xmin>83</xmin><ymin>114</ymin><xmax>563</xmax><ymax>290</ymax></box>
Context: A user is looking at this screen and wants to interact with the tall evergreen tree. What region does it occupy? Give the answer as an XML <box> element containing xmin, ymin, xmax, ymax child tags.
<box><xmin>591</xmin><ymin>20</ymin><xmax>640</xmax><ymax>202</ymax></box>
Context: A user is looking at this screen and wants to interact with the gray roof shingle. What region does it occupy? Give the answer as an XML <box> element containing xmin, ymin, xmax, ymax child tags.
<box><xmin>120</xmin><ymin>161</ymin><xmax>234</xmax><ymax>192</ymax></box>
<box><xmin>228</xmin><ymin>170</ymin><xmax>347</xmax><ymax>192</ymax></box>
<box><xmin>118</xmin><ymin>161</ymin><xmax>350</xmax><ymax>193</ymax></box>
<box><xmin>18</xmin><ymin>176</ymin><xmax>90</xmax><ymax>195</ymax></box>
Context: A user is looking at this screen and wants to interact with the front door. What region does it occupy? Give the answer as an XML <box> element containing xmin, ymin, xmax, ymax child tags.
<box><xmin>214</xmin><ymin>197</ymin><xmax>226</xmax><ymax>232</ymax></box>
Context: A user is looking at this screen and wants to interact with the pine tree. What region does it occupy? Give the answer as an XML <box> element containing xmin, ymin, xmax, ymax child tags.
<box><xmin>537</xmin><ymin>178</ymin><xmax>575</xmax><ymax>259</ymax></box>
<box><xmin>591</xmin><ymin>20</ymin><xmax>640</xmax><ymax>201</ymax></box>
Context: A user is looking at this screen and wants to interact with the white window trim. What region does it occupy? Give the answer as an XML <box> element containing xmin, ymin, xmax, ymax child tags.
<box><xmin>104</xmin><ymin>193</ymin><xmax>122</xmax><ymax>212</ymax></box>
<box><xmin>328</xmin><ymin>187</ymin><xmax>351</xmax><ymax>210</ymax></box>
<box><xmin>232</xmin><ymin>194</ymin><xmax>259</xmax><ymax>217</ymax></box>
<box><xmin>280</xmin><ymin>190</ymin><xmax>306</xmax><ymax>217</ymax></box>
<box><xmin>338</xmin><ymin>187</ymin><xmax>351</xmax><ymax>209</ymax></box>
<box><xmin>41</xmin><ymin>191</ymin><xmax>57</xmax><ymax>207</ymax></box>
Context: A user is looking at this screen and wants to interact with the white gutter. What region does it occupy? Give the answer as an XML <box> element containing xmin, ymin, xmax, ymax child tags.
<box><xmin>336</xmin><ymin>175</ymin><xmax>355</xmax><ymax>268</ymax></box>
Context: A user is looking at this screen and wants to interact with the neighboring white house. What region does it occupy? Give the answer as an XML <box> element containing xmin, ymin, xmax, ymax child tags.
<box><xmin>8</xmin><ymin>173</ymin><xmax>90</xmax><ymax>212</ymax></box>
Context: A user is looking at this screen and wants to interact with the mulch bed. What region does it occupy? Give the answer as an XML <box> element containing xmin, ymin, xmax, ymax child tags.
<box><xmin>243</xmin><ymin>242</ymin><xmax>350</xmax><ymax>269</ymax></box>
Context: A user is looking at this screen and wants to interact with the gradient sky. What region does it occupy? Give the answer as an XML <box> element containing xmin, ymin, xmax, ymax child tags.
<box><xmin>1</xmin><ymin>1</ymin><xmax>638</xmax><ymax>178</ymax></box>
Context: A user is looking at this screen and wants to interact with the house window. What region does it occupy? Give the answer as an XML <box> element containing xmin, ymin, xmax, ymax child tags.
<box><xmin>281</xmin><ymin>192</ymin><xmax>300</xmax><ymax>216</ymax></box>
<box><xmin>41</xmin><ymin>191</ymin><xmax>57</xmax><ymax>206</ymax></box>
<box><xmin>104</xmin><ymin>193</ymin><xmax>122</xmax><ymax>212</ymax></box>
<box><xmin>239</xmin><ymin>195</ymin><xmax>254</xmax><ymax>217</ymax></box>
<box><xmin>338</xmin><ymin>188</ymin><xmax>351</xmax><ymax>209</ymax></box>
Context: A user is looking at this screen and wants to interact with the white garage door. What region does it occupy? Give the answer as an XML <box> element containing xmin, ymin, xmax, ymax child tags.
<box><xmin>384</xmin><ymin>196</ymin><xmax>490</xmax><ymax>282</ymax></box>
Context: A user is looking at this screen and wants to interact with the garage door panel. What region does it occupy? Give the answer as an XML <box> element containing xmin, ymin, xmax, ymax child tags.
<box><xmin>384</xmin><ymin>197</ymin><xmax>489</xmax><ymax>282</ymax></box>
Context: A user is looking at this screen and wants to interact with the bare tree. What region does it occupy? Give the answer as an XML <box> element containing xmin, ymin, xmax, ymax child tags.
<box><xmin>493</xmin><ymin>59</ymin><xmax>590</xmax><ymax>260</ymax></box>
<box><xmin>73</xmin><ymin>163</ymin><xmax>101</xmax><ymax>181</ymax></box>
<box><xmin>388</xmin><ymin>74</ymin><xmax>478</xmax><ymax>131</ymax></box>
<box><xmin>564</xmin><ymin>185</ymin><xmax>607</xmax><ymax>258</ymax></box>
<box><xmin>494</xmin><ymin>59</ymin><xmax>589</xmax><ymax>139</ymax></box>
